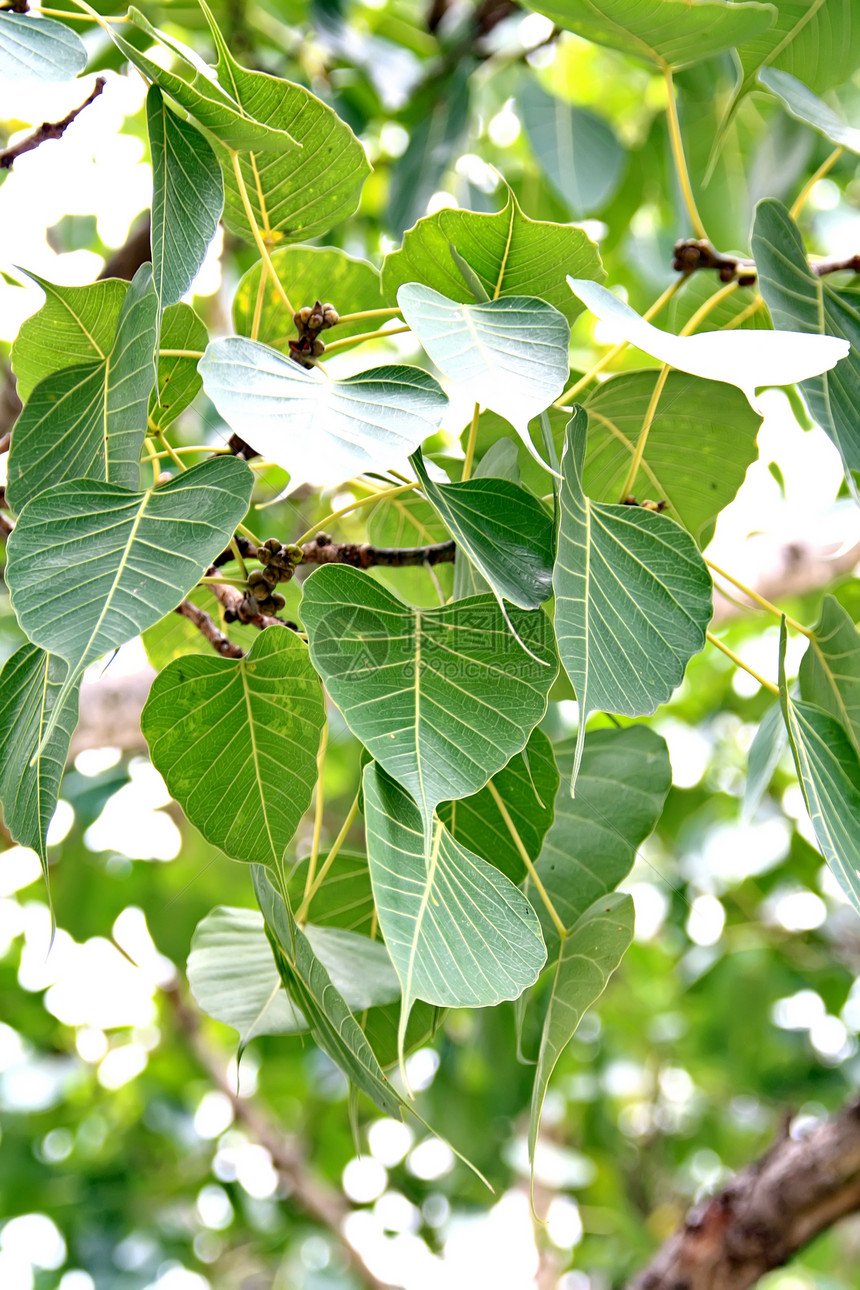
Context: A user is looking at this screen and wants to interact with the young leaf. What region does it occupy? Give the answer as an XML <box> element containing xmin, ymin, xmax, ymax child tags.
<box><xmin>146</xmin><ymin>85</ymin><xmax>224</xmax><ymax>308</ymax></box>
<box><xmin>751</xmin><ymin>199</ymin><xmax>860</xmax><ymax>480</ymax></box>
<box><xmin>11</xmin><ymin>275</ymin><xmax>127</xmax><ymax>403</ymax></box>
<box><xmin>382</xmin><ymin>188</ymin><xmax>604</xmax><ymax>322</ymax></box>
<box><xmin>759</xmin><ymin>69</ymin><xmax>860</xmax><ymax>154</ymax></box>
<box><xmin>397</xmin><ymin>285</ymin><xmax>570</xmax><ymax>466</ymax></box>
<box><xmin>520</xmin><ymin>82</ymin><xmax>626</xmax><ymax>217</ymax></box>
<box><xmin>142</xmin><ymin>628</ymin><xmax>325</xmax><ymax>869</ymax></box>
<box><xmin>200</xmin><ymin>337</ymin><xmax>448</xmax><ymax>492</ymax></box>
<box><xmin>363</xmin><ymin>762</ymin><xmax>547</xmax><ymax>1070</ymax></box>
<box><xmin>410</xmin><ymin>447</ymin><xmax>554</xmax><ymax>611</ymax></box>
<box><xmin>568</xmin><ymin>276</ymin><xmax>850</xmax><ymax>412</ymax></box>
<box><xmin>798</xmin><ymin>595</ymin><xmax>860</xmax><ymax>756</ymax></box>
<box><xmin>302</xmin><ymin>565</ymin><xmax>557</xmax><ymax>844</ymax></box>
<box><xmin>7</xmin><ymin>265</ymin><xmax>159</xmax><ymax>512</ymax></box>
<box><xmin>0</xmin><ymin>11</ymin><xmax>87</xmax><ymax>82</ymax></box>
<box><xmin>553</xmin><ymin>409</ymin><xmax>711</xmax><ymax>791</ymax></box>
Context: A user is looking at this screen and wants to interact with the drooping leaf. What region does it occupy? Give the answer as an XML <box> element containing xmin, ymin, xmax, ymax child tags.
<box><xmin>381</xmin><ymin>188</ymin><xmax>604</xmax><ymax>323</ymax></box>
<box><xmin>450</xmin><ymin>439</ymin><xmax>522</xmax><ymax>602</ymax></box>
<box><xmin>743</xmin><ymin>699</ymin><xmax>788</xmax><ymax>821</ymax></box>
<box><xmin>234</xmin><ymin>247</ymin><xmax>385</xmax><ymax>354</ymax></box>
<box><xmin>438</xmin><ymin>727</ymin><xmax>559</xmax><ymax>884</ymax></box>
<box><xmin>200</xmin><ymin>337</ymin><xmax>448</xmax><ymax>492</ymax></box>
<box><xmin>520</xmin><ymin>81</ymin><xmax>626</xmax><ymax>217</ymax></box>
<box><xmin>397</xmin><ymin>285</ymin><xmax>570</xmax><ymax>465</ymax></box>
<box><xmin>302</xmin><ymin>565</ymin><xmax>557</xmax><ymax>842</ymax></box>
<box><xmin>779</xmin><ymin>620</ymin><xmax>860</xmax><ymax>916</ymax></box>
<box><xmin>521</xmin><ymin>0</ymin><xmax>775</xmax><ymax>70</ymax></box>
<box><xmin>11</xmin><ymin>275</ymin><xmax>127</xmax><ymax>403</ymax></box>
<box><xmin>568</xmin><ymin>276</ymin><xmax>849</xmax><ymax>412</ymax></box>
<box><xmin>253</xmin><ymin>865</ymin><xmax>404</xmax><ymax>1117</ymax></box>
<box><xmin>0</xmin><ymin>11</ymin><xmax>87</xmax><ymax>82</ymax></box>
<box><xmin>363</xmin><ymin>762</ymin><xmax>547</xmax><ymax>1068</ymax></box>
<box><xmin>142</xmin><ymin>628</ymin><xmax>325</xmax><ymax>869</ymax></box>
<box><xmin>759</xmin><ymin>69</ymin><xmax>860</xmax><ymax>154</ymax></box>
<box><xmin>148</xmin><ymin>304</ymin><xmax>209</xmax><ymax>433</ymax></box>
<box><xmin>410</xmin><ymin>448</ymin><xmax>554</xmax><ymax>611</ymax></box>
<box><xmin>6</xmin><ymin>456</ymin><xmax>254</xmax><ymax>746</ymax></box>
<box><xmin>583</xmin><ymin>370</ymin><xmax>762</xmax><ymax>546</ymax></box>
<box><xmin>736</xmin><ymin>1</ymin><xmax>860</xmax><ymax>102</ymax></box>
<box><xmin>7</xmin><ymin>265</ymin><xmax>159</xmax><ymax>512</ymax></box>
<box><xmin>146</xmin><ymin>85</ymin><xmax>224</xmax><ymax>308</ymax></box>
<box><xmin>799</xmin><ymin>595</ymin><xmax>860</xmax><ymax>756</ymax></box>
<box><xmin>553</xmin><ymin>408</ymin><xmax>711</xmax><ymax>791</ymax></box>
<box><xmin>751</xmin><ymin>199</ymin><xmax>860</xmax><ymax>479</ymax></box>
<box><xmin>0</xmin><ymin>645</ymin><xmax>80</xmax><ymax>884</ymax></box>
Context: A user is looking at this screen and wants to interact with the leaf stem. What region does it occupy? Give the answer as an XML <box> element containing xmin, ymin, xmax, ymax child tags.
<box><xmin>296</xmin><ymin>791</ymin><xmax>361</xmax><ymax>924</ymax></box>
<box><xmin>293</xmin><ymin>481</ymin><xmax>420</xmax><ymax>546</ymax></box>
<box><xmin>229</xmin><ymin>537</ymin><xmax>248</xmax><ymax>580</ymax></box>
<box><xmin>159</xmin><ymin>349</ymin><xmax>205</xmax><ymax>360</ymax></box>
<box><xmin>665</xmin><ymin>69</ymin><xmax>708</xmax><ymax>240</ymax></box>
<box><xmin>229</xmin><ymin>150</ymin><xmax>296</xmax><ymax>318</ymax></box>
<box><xmin>461</xmin><ymin>403</ymin><xmax>481</xmax><ymax>480</ymax></box>
<box><xmin>619</xmin><ymin>364</ymin><xmax>670</xmax><ymax>500</ymax></box>
<box><xmin>706</xmin><ymin>559</ymin><xmax>812</xmax><ymax>637</ymax></box>
<box><xmin>322</xmin><ymin>324</ymin><xmax>411</xmax><ymax>356</ymax></box>
<box><xmin>790</xmin><ymin>146</ymin><xmax>844</xmax><ymax>221</ymax></box>
<box><xmin>37</xmin><ymin>6</ymin><xmax>128</xmax><ymax>17</ymax></box>
<box><xmin>486</xmin><ymin>782</ymin><xmax>566</xmax><ymax>943</ymax></box>
<box><xmin>144</xmin><ymin>436</ymin><xmax>160</xmax><ymax>487</ymax></box>
<box><xmin>304</xmin><ymin>721</ymin><xmax>329</xmax><ymax>902</ymax></box>
<box><xmin>706</xmin><ymin>630</ymin><xmax>779</xmax><ymax>696</ymax></box>
<box><xmin>335</xmin><ymin>307</ymin><xmax>403</xmax><ymax>325</ymax></box>
<box><xmin>198</xmin><ymin>576</ymin><xmax>247</xmax><ymax>589</ymax></box>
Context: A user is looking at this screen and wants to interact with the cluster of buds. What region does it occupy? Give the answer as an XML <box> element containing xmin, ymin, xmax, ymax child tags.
<box><xmin>289</xmin><ymin>299</ymin><xmax>339</xmax><ymax>367</ymax></box>
<box><xmin>245</xmin><ymin>539</ymin><xmax>303</xmax><ymax>615</ymax></box>
<box><xmin>622</xmin><ymin>495</ymin><xmax>669</xmax><ymax>513</ymax></box>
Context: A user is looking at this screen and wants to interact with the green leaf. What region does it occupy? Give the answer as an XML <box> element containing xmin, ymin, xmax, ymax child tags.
<box><xmin>521</xmin><ymin>0</ymin><xmax>775</xmax><ymax>70</ymax></box>
<box><xmin>528</xmin><ymin>894</ymin><xmax>634</xmax><ymax>1169</ymax></box>
<box><xmin>200</xmin><ymin>338</ymin><xmax>448</xmax><ymax>491</ymax></box>
<box><xmin>146</xmin><ymin>85</ymin><xmax>224</xmax><ymax>308</ymax></box>
<box><xmin>0</xmin><ymin>645</ymin><xmax>80</xmax><ymax>884</ymax></box>
<box><xmin>387</xmin><ymin>63</ymin><xmax>471</xmax><ymax>236</ymax></box>
<box><xmin>188</xmin><ymin>905</ymin><xmax>401</xmax><ymax>1050</ymax></box>
<box><xmin>397</xmin><ymin>285</ymin><xmax>570</xmax><ymax>464</ymax></box>
<box><xmin>759</xmin><ymin>69</ymin><xmax>860</xmax><ymax>154</ymax></box>
<box><xmin>737</xmin><ymin>0</ymin><xmax>860</xmax><ymax>101</ymax></box>
<box><xmin>7</xmin><ymin>265</ymin><xmax>159</xmax><ymax>513</ymax></box>
<box><xmin>450</xmin><ymin>439</ymin><xmax>521</xmax><ymax>601</ymax></box>
<box><xmin>0</xmin><ymin>12</ymin><xmax>87</xmax><ymax>82</ymax></box>
<box><xmin>381</xmin><ymin>188</ymin><xmax>604</xmax><ymax>324</ymax></box>
<box><xmin>253</xmin><ymin>865</ymin><xmax>404</xmax><ymax>1117</ymax></box>
<box><xmin>751</xmin><ymin>199</ymin><xmax>860</xmax><ymax>479</ymax></box>
<box><xmin>148</xmin><ymin>304</ymin><xmax>209</xmax><ymax>433</ymax></box>
<box><xmin>743</xmin><ymin>699</ymin><xmax>787</xmax><ymax>821</ymax></box>
<box><xmin>438</xmin><ymin>727</ymin><xmax>559</xmax><ymax>884</ymax></box>
<box><xmin>779</xmin><ymin>620</ymin><xmax>860</xmax><ymax>916</ymax></box>
<box><xmin>366</xmin><ymin>487</ymin><xmax>454</xmax><ymax>609</ymax></box>
<box><xmin>520</xmin><ymin>81</ymin><xmax>626</xmax><ymax>217</ymax></box>
<box><xmin>142</xmin><ymin>627</ymin><xmax>325</xmax><ymax>869</ymax></box>
<box><xmin>553</xmin><ymin>409</ymin><xmax>711</xmax><ymax>790</ymax></box>
<box><xmin>363</xmin><ymin>762</ymin><xmax>546</xmax><ymax>1070</ymax></box>
<box><xmin>799</xmin><ymin>595</ymin><xmax>860</xmax><ymax>756</ymax></box>
<box><xmin>301</xmin><ymin>565</ymin><xmax>558</xmax><ymax>842</ymax></box>
<box><xmin>11</xmin><ymin>275</ymin><xmax>127</xmax><ymax>403</ymax></box>
<box><xmin>583</xmin><ymin>370</ymin><xmax>762</xmax><ymax>546</ymax></box>
<box><xmin>6</xmin><ymin>456</ymin><xmax>254</xmax><ymax>746</ymax></box>
<box><xmin>234</xmin><ymin>247</ymin><xmax>384</xmax><ymax>355</ymax></box>
<box><xmin>410</xmin><ymin>447</ymin><xmax>554</xmax><ymax>611</ymax></box>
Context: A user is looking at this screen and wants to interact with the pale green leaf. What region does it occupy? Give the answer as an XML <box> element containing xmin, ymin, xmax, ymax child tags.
<box><xmin>0</xmin><ymin>12</ymin><xmax>87</xmax><ymax>82</ymax></box>
<box><xmin>799</xmin><ymin>595</ymin><xmax>860</xmax><ymax>756</ymax></box>
<box><xmin>148</xmin><ymin>304</ymin><xmax>209</xmax><ymax>433</ymax></box>
<box><xmin>520</xmin><ymin>81</ymin><xmax>626</xmax><ymax>217</ymax></box>
<box><xmin>743</xmin><ymin>699</ymin><xmax>787</xmax><ymax>821</ymax></box>
<box><xmin>11</xmin><ymin>275</ymin><xmax>127</xmax><ymax>403</ymax></box>
<box><xmin>387</xmin><ymin>64</ymin><xmax>471</xmax><ymax>236</ymax></box>
<box><xmin>759</xmin><ymin>69</ymin><xmax>860</xmax><ymax>154</ymax></box>
<box><xmin>737</xmin><ymin>0</ymin><xmax>860</xmax><ymax>101</ymax></box>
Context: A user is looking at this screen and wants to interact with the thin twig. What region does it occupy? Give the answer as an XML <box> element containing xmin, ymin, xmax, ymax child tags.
<box><xmin>673</xmin><ymin>238</ymin><xmax>860</xmax><ymax>283</ymax></box>
<box><xmin>175</xmin><ymin>601</ymin><xmax>245</xmax><ymax>658</ymax></box>
<box><xmin>300</xmin><ymin>533</ymin><xmax>456</xmax><ymax>568</ymax></box>
<box><xmin>0</xmin><ymin>77</ymin><xmax>106</xmax><ymax>170</ymax></box>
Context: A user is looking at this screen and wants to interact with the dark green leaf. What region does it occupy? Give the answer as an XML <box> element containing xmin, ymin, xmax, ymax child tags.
<box><xmin>149</xmin><ymin>304</ymin><xmax>209</xmax><ymax>433</ymax></box>
<box><xmin>0</xmin><ymin>11</ymin><xmax>87</xmax><ymax>82</ymax></box>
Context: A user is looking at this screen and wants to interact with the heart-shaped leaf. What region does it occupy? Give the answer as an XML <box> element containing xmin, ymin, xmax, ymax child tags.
<box><xmin>553</xmin><ymin>409</ymin><xmax>711</xmax><ymax>791</ymax></box>
<box><xmin>397</xmin><ymin>284</ymin><xmax>570</xmax><ymax>464</ymax></box>
<box><xmin>200</xmin><ymin>336</ymin><xmax>448</xmax><ymax>492</ymax></box>
<box><xmin>799</xmin><ymin>595</ymin><xmax>860</xmax><ymax>757</ymax></box>
<box><xmin>520</xmin><ymin>82</ymin><xmax>626</xmax><ymax>217</ymax></box>
<box><xmin>142</xmin><ymin>627</ymin><xmax>325</xmax><ymax>869</ymax></box>
<box><xmin>11</xmin><ymin>275</ymin><xmax>127</xmax><ymax>403</ymax></box>
<box><xmin>759</xmin><ymin>69</ymin><xmax>860</xmax><ymax>154</ymax></box>
<box><xmin>302</xmin><ymin>564</ymin><xmax>557</xmax><ymax>843</ymax></box>
<box><xmin>147</xmin><ymin>85</ymin><xmax>224</xmax><ymax>308</ymax></box>
<box><xmin>0</xmin><ymin>11</ymin><xmax>87</xmax><ymax>81</ymax></box>
<box><xmin>568</xmin><ymin>276</ymin><xmax>849</xmax><ymax>412</ymax></box>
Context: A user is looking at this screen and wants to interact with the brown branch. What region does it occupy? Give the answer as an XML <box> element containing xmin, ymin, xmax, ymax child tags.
<box><xmin>98</xmin><ymin>213</ymin><xmax>151</xmax><ymax>281</ymax></box>
<box><xmin>175</xmin><ymin>600</ymin><xmax>245</xmax><ymax>658</ymax></box>
<box><xmin>628</xmin><ymin>1098</ymin><xmax>860</xmax><ymax>1290</ymax></box>
<box><xmin>0</xmin><ymin>77</ymin><xmax>106</xmax><ymax>171</ymax></box>
<box><xmin>674</xmin><ymin>238</ymin><xmax>860</xmax><ymax>284</ymax></box>
<box><xmin>300</xmin><ymin>532</ymin><xmax>456</xmax><ymax>569</ymax></box>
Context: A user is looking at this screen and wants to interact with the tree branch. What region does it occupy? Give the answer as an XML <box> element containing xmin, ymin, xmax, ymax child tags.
<box><xmin>629</xmin><ymin>1098</ymin><xmax>860</xmax><ymax>1290</ymax></box>
<box><xmin>299</xmin><ymin>532</ymin><xmax>456</xmax><ymax>569</ymax></box>
<box><xmin>673</xmin><ymin>238</ymin><xmax>860</xmax><ymax>284</ymax></box>
<box><xmin>98</xmin><ymin>213</ymin><xmax>151</xmax><ymax>281</ymax></box>
<box><xmin>0</xmin><ymin>77</ymin><xmax>106</xmax><ymax>171</ymax></box>
<box><xmin>175</xmin><ymin>600</ymin><xmax>245</xmax><ymax>658</ymax></box>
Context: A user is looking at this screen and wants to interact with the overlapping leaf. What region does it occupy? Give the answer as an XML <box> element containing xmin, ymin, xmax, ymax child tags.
<box><xmin>743</xmin><ymin>700</ymin><xmax>787</xmax><ymax>821</ymax></box>
<box><xmin>149</xmin><ymin>304</ymin><xmax>209</xmax><ymax>433</ymax></box>
<box><xmin>200</xmin><ymin>337</ymin><xmax>448</xmax><ymax>492</ymax></box>
<box><xmin>147</xmin><ymin>85</ymin><xmax>224</xmax><ymax>308</ymax></box>
<box><xmin>450</xmin><ymin>439</ymin><xmax>520</xmax><ymax>601</ymax></box>
<box><xmin>0</xmin><ymin>11</ymin><xmax>87</xmax><ymax>81</ymax></box>
<box><xmin>520</xmin><ymin>81</ymin><xmax>626</xmax><ymax>217</ymax></box>
<box><xmin>736</xmin><ymin>0</ymin><xmax>860</xmax><ymax>102</ymax></box>
<box><xmin>759</xmin><ymin>69</ymin><xmax>860</xmax><ymax>154</ymax></box>
<box><xmin>142</xmin><ymin>628</ymin><xmax>325</xmax><ymax>869</ymax></box>
<box><xmin>799</xmin><ymin>596</ymin><xmax>860</xmax><ymax>756</ymax></box>
<box><xmin>302</xmin><ymin>565</ymin><xmax>557</xmax><ymax>842</ymax></box>
<box><xmin>553</xmin><ymin>409</ymin><xmax>711</xmax><ymax>790</ymax></box>
<box><xmin>12</xmin><ymin>275</ymin><xmax>127</xmax><ymax>403</ymax></box>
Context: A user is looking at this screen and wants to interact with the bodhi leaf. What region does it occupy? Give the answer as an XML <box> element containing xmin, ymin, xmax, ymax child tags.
<box><xmin>397</xmin><ymin>285</ymin><xmax>570</xmax><ymax>466</ymax></box>
<box><xmin>779</xmin><ymin>621</ymin><xmax>860</xmax><ymax>916</ymax></box>
<box><xmin>450</xmin><ymin>439</ymin><xmax>521</xmax><ymax>602</ymax></box>
<box><xmin>520</xmin><ymin>81</ymin><xmax>626</xmax><ymax>217</ymax></box>
<box><xmin>751</xmin><ymin>200</ymin><xmax>860</xmax><ymax>480</ymax></box>
<box><xmin>146</xmin><ymin>85</ymin><xmax>224</xmax><ymax>308</ymax></box>
<box><xmin>142</xmin><ymin>628</ymin><xmax>325</xmax><ymax>869</ymax></box>
<box><xmin>149</xmin><ymin>304</ymin><xmax>209</xmax><ymax>433</ymax></box>
<box><xmin>7</xmin><ymin>265</ymin><xmax>159</xmax><ymax>513</ymax></box>
<box><xmin>301</xmin><ymin>565</ymin><xmax>557</xmax><ymax>845</ymax></box>
<box><xmin>0</xmin><ymin>645</ymin><xmax>80</xmax><ymax>886</ymax></box>
<box><xmin>735</xmin><ymin>1</ymin><xmax>860</xmax><ymax>103</ymax></box>
<box><xmin>568</xmin><ymin>276</ymin><xmax>849</xmax><ymax>413</ymax></box>
<box><xmin>759</xmin><ymin>69</ymin><xmax>860</xmax><ymax>154</ymax></box>
<box><xmin>743</xmin><ymin>699</ymin><xmax>788</xmax><ymax>822</ymax></box>
<box><xmin>363</xmin><ymin>762</ymin><xmax>547</xmax><ymax>1074</ymax></box>
<box><xmin>553</xmin><ymin>409</ymin><xmax>711</xmax><ymax>791</ymax></box>
<box><xmin>410</xmin><ymin>448</ymin><xmax>554</xmax><ymax>611</ymax></box>
<box><xmin>799</xmin><ymin>595</ymin><xmax>860</xmax><ymax>756</ymax></box>
<box><xmin>438</xmin><ymin>727</ymin><xmax>559</xmax><ymax>884</ymax></box>
<box><xmin>0</xmin><ymin>11</ymin><xmax>87</xmax><ymax>82</ymax></box>
<box><xmin>381</xmin><ymin>189</ymin><xmax>604</xmax><ymax>323</ymax></box>
<box><xmin>583</xmin><ymin>370</ymin><xmax>762</xmax><ymax>546</ymax></box>
<box><xmin>12</xmin><ymin>275</ymin><xmax>127</xmax><ymax>403</ymax></box>
<box><xmin>200</xmin><ymin>337</ymin><xmax>448</xmax><ymax>492</ymax></box>
<box><xmin>521</xmin><ymin>0</ymin><xmax>775</xmax><ymax>70</ymax></box>
<box><xmin>6</xmin><ymin>455</ymin><xmax>253</xmax><ymax>749</ymax></box>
